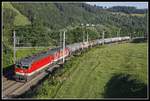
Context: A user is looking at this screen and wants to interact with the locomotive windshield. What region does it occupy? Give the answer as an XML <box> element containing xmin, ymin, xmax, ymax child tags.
<box><xmin>15</xmin><ymin>63</ymin><xmax>29</xmax><ymax>69</ymax></box>
<box><xmin>16</xmin><ymin>64</ymin><xmax>20</xmax><ymax>68</ymax></box>
<box><xmin>22</xmin><ymin>65</ymin><xmax>29</xmax><ymax>69</ymax></box>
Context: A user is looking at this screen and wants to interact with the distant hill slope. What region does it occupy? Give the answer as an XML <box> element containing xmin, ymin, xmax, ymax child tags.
<box><xmin>2</xmin><ymin>2</ymin><xmax>31</xmax><ymax>26</ymax></box>
<box><xmin>10</xmin><ymin>3</ymin><xmax>147</xmax><ymax>32</ymax></box>
<box><xmin>2</xmin><ymin>2</ymin><xmax>147</xmax><ymax>69</ymax></box>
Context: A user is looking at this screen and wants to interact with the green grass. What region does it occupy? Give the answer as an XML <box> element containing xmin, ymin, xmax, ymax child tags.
<box><xmin>130</xmin><ymin>14</ymin><xmax>145</xmax><ymax>17</ymax></box>
<box><xmin>28</xmin><ymin>42</ymin><xmax>147</xmax><ymax>98</ymax></box>
<box><xmin>2</xmin><ymin>2</ymin><xmax>31</xmax><ymax>26</ymax></box>
<box><xmin>111</xmin><ymin>12</ymin><xmax>145</xmax><ymax>18</ymax></box>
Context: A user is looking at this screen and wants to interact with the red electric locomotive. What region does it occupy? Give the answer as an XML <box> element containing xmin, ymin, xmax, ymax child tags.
<box><xmin>14</xmin><ymin>47</ymin><xmax>70</xmax><ymax>82</ymax></box>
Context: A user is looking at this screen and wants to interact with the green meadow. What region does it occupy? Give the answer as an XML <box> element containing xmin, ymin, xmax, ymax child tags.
<box><xmin>23</xmin><ymin>42</ymin><xmax>147</xmax><ymax>98</ymax></box>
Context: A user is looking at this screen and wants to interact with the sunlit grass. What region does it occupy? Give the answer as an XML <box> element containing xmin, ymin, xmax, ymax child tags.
<box><xmin>30</xmin><ymin>43</ymin><xmax>147</xmax><ymax>98</ymax></box>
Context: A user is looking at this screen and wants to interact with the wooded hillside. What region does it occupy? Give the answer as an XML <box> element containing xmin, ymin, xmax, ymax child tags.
<box><xmin>2</xmin><ymin>2</ymin><xmax>148</xmax><ymax>68</ymax></box>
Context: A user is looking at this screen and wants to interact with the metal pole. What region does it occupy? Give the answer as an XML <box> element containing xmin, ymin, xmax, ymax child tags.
<box><xmin>18</xmin><ymin>37</ymin><xmax>19</xmax><ymax>46</ymax></box>
<box><xmin>134</xmin><ymin>32</ymin><xmax>136</xmax><ymax>38</ymax></box>
<box><xmin>130</xmin><ymin>33</ymin><xmax>132</xmax><ymax>41</ymax></box>
<box><xmin>117</xmin><ymin>29</ymin><xmax>119</xmax><ymax>38</ymax></box>
<box><xmin>16</xmin><ymin>37</ymin><xmax>19</xmax><ymax>46</ymax></box>
<box><xmin>13</xmin><ymin>30</ymin><xmax>16</xmax><ymax>64</ymax></box>
<box><xmin>83</xmin><ymin>26</ymin><xmax>85</xmax><ymax>43</ymax></box>
<box><xmin>87</xmin><ymin>31</ymin><xmax>88</xmax><ymax>43</ymax></box>
<box><xmin>86</xmin><ymin>24</ymin><xmax>90</xmax><ymax>43</ymax></box>
<box><xmin>81</xmin><ymin>24</ymin><xmax>83</xmax><ymax>43</ymax></box>
<box><xmin>102</xmin><ymin>31</ymin><xmax>105</xmax><ymax>45</ymax></box>
<box><xmin>86</xmin><ymin>26</ymin><xmax>88</xmax><ymax>43</ymax></box>
<box><xmin>63</xmin><ymin>31</ymin><xmax>65</xmax><ymax>63</ymax></box>
<box><xmin>60</xmin><ymin>31</ymin><xmax>62</xmax><ymax>47</ymax></box>
<box><xmin>119</xmin><ymin>28</ymin><xmax>121</xmax><ymax>37</ymax></box>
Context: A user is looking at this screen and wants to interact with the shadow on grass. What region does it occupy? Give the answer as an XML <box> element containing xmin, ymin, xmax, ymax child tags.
<box><xmin>3</xmin><ymin>64</ymin><xmax>15</xmax><ymax>80</ymax></box>
<box><xmin>103</xmin><ymin>73</ymin><xmax>147</xmax><ymax>98</ymax></box>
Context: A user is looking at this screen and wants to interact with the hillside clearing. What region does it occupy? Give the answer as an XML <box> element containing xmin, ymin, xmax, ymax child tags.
<box><xmin>2</xmin><ymin>2</ymin><xmax>31</xmax><ymax>26</ymax></box>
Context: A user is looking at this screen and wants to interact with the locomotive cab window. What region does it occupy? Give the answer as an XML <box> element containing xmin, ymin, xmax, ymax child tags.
<box><xmin>16</xmin><ymin>64</ymin><xmax>21</xmax><ymax>68</ymax></box>
<box><xmin>22</xmin><ymin>65</ymin><xmax>29</xmax><ymax>69</ymax></box>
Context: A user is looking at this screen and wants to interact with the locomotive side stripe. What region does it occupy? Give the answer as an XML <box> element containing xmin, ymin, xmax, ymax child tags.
<box><xmin>16</xmin><ymin>61</ymin><xmax>53</xmax><ymax>76</ymax></box>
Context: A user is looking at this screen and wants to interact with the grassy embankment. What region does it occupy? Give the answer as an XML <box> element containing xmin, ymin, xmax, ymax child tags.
<box><xmin>2</xmin><ymin>2</ymin><xmax>31</xmax><ymax>26</ymax></box>
<box><xmin>23</xmin><ymin>42</ymin><xmax>147</xmax><ymax>98</ymax></box>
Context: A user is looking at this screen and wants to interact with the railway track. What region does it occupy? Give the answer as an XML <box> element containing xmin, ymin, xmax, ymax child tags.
<box><xmin>3</xmin><ymin>77</ymin><xmax>7</xmax><ymax>81</ymax></box>
<box><xmin>2</xmin><ymin>56</ymin><xmax>72</xmax><ymax>98</ymax></box>
<box><xmin>3</xmin><ymin>82</ymin><xmax>24</xmax><ymax>98</ymax></box>
<box><xmin>10</xmin><ymin>72</ymin><xmax>48</xmax><ymax>97</ymax></box>
<box><xmin>2</xmin><ymin>68</ymin><xmax>51</xmax><ymax>98</ymax></box>
<box><xmin>3</xmin><ymin>80</ymin><xmax>17</xmax><ymax>91</ymax></box>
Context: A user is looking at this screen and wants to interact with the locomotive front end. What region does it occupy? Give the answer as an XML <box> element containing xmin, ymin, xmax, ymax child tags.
<box><xmin>15</xmin><ymin>63</ymin><xmax>29</xmax><ymax>82</ymax></box>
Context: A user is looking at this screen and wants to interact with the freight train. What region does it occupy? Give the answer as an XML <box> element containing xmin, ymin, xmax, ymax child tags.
<box><xmin>14</xmin><ymin>36</ymin><xmax>130</xmax><ymax>82</ymax></box>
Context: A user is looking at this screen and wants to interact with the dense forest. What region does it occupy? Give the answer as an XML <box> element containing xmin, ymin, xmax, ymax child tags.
<box><xmin>2</xmin><ymin>2</ymin><xmax>148</xmax><ymax>68</ymax></box>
